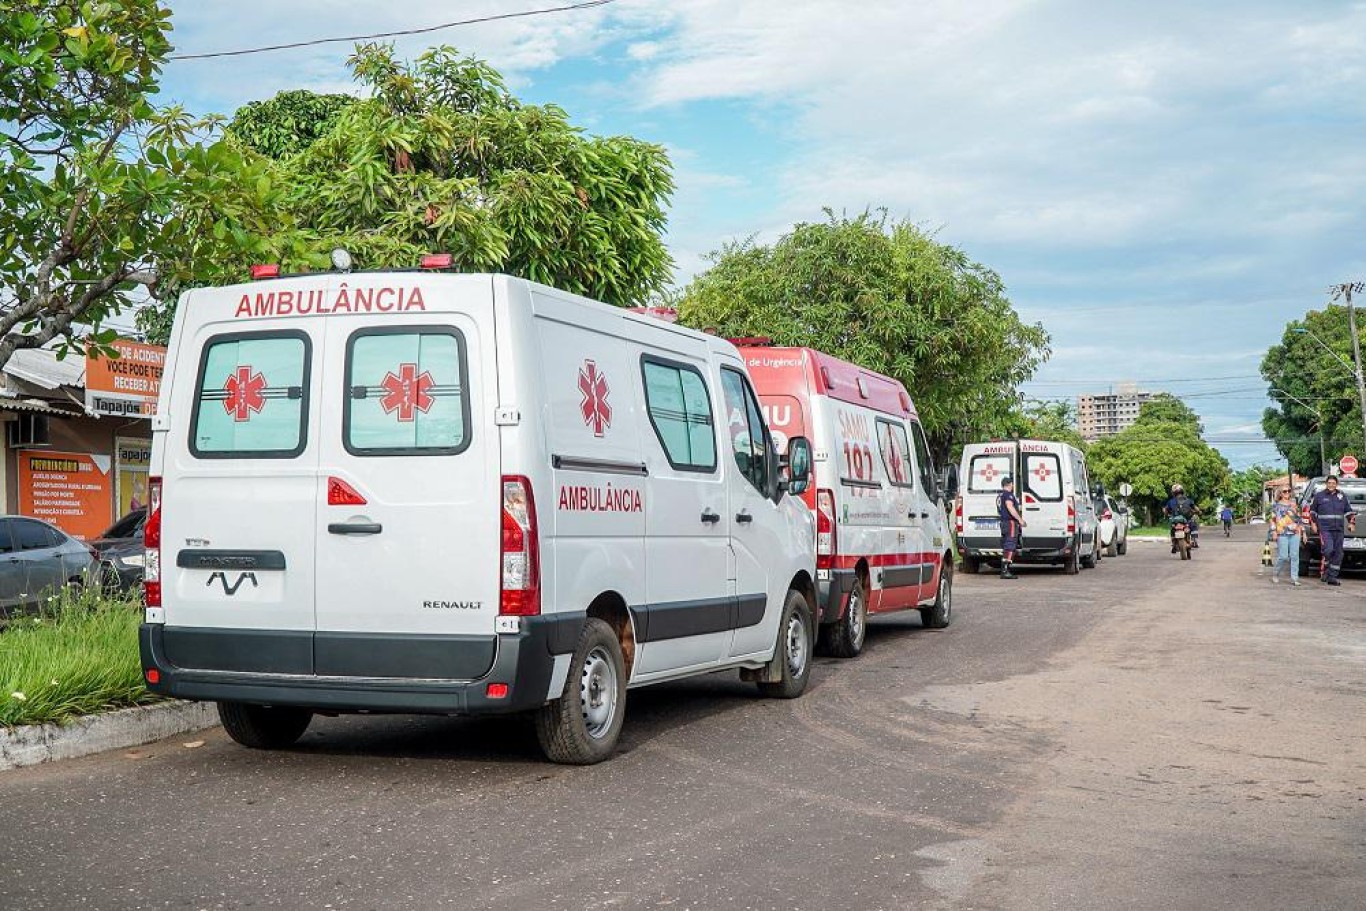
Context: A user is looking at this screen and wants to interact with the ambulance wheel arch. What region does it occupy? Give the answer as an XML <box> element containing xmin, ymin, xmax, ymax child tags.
<box><xmin>585</xmin><ymin>590</ymin><xmax>637</xmax><ymax>681</ymax></box>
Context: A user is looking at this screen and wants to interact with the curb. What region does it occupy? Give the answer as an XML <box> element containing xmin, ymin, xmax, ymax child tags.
<box><xmin>0</xmin><ymin>701</ymin><xmax>218</xmax><ymax>772</ymax></box>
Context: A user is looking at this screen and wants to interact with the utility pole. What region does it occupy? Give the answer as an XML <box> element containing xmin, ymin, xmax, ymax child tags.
<box><xmin>1331</xmin><ymin>281</ymin><xmax>1366</xmax><ymax>458</ymax></box>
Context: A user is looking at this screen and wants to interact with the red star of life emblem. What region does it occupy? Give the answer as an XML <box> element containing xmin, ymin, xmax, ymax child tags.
<box><xmin>379</xmin><ymin>363</ymin><xmax>435</xmax><ymax>422</ymax></box>
<box><xmin>578</xmin><ymin>359</ymin><xmax>612</xmax><ymax>437</ymax></box>
<box><xmin>1034</xmin><ymin>463</ymin><xmax>1052</xmax><ymax>482</ymax></box>
<box><xmin>223</xmin><ymin>366</ymin><xmax>267</xmax><ymax>422</ymax></box>
<box><xmin>980</xmin><ymin>464</ymin><xmax>997</xmax><ymax>482</ymax></box>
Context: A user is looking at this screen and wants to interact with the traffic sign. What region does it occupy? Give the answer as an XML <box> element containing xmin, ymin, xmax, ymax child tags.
<box><xmin>1341</xmin><ymin>455</ymin><xmax>1358</xmax><ymax>475</ymax></box>
<box><xmin>1118</xmin><ymin>482</ymin><xmax>1133</xmax><ymax>497</ymax></box>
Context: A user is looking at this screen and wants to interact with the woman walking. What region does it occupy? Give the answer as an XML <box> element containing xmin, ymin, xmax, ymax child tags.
<box><xmin>1270</xmin><ymin>488</ymin><xmax>1303</xmax><ymax>585</ymax></box>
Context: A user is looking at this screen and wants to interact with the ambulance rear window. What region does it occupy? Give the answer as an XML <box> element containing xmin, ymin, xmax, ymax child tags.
<box><xmin>968</xmin><ymin>454</ymin><xmax>1010</xmax><ymax>493</ymax></box>
<box><xmin>1023</xmin><ymin>453</ymin><xmax>1063</xmax><ymax>502</ymax></box>
<box><xmin>191</xmin><ymin>332</ymin><xmax>310</xmax><ymax>458</ymax></box>
<box><xmin>344</xmin><ymin>328</ymin><xmax>470</xmax><ymax>456</ymax></box>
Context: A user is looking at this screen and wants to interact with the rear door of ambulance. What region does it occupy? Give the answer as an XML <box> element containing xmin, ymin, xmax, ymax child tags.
<box><xmin>158</xmin><ymin>274</ymin><xmax>500</xmax><ymax>681</ymax></box>
<box><xmin>158</xmin><ymin>284</ymin><xmax>327</xmax><ymax>675</ymax></box>
<box><xmin>311</xmin><ymin>275</ymin><xmax>500</xmax><ymax>680</ymax></box>
<box><xmin>960</xmin><ymin>443</ymin><xmax>1015</xmax><ymax>545</ymax></box>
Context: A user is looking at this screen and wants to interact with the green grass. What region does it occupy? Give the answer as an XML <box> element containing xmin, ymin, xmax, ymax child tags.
<box><xmin>0</xmin><ymin>588</ymin><xmax>158</xmax><ymax>728</ymax></box>
<box><xmin>1128</xmin><ymin>524</ymin><xmax>1173</xmax><ymax>538</ymax></box>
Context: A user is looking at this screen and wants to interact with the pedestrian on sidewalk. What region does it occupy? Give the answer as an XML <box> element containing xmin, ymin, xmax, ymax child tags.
<box><xmin>1270</xmin><ymin>488</ymin><xmax>1303</xmax><ymax>585</ymax></box>
<box><xmin>997</xmin><ymin>476</ymin><xmax>1026</xmax><ymax>579</ymax></box>
<box><xmin>1309</xmin><ymin>475</ymin><xmax>1354</xmax><ymax>586</ymax></box>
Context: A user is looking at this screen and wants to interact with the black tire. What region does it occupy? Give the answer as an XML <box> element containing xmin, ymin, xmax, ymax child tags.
<box><xmin>961</xmin><ymin>554</ymin><xmax>980</xmax><ymax>575</ymax></box>
<box><xmin>919</xmin><ymin>563</ymin><xmax>952</xmax><ymax>629</ymax></box>
<box><xmin>1105</xmin><ymin>537</ymin><xmax>1118</xmax><ymax>558</ymax></box>
<box><xmin>1178</xmin><ymin>537</ymin><xmax>1191</xmax><ymax>560</ymax></box>
<box><xmin>1081</xmin><ymin>537</ymin><xmax>1098</xmax><ymax>569</ymax></box>
<box><xmin>757</xmin><ymin>590</ymin><xmax>813</xmax><ymax>699</ymax></box>
<box><xmin>818</xmin><ymin>576</ymin><xmax>867</xmax><ymax>659</ymax></box>
<box><xmin>534</xmin><ymin>618</ymin><xmax>626</xmax><ymax>765</ymax></box>
<box><xmin>218</xmin><ymin>702</ymin><xmax>313</xmax><ymax>749</ymax></box>
<box><xmin>1117</xmin><ymin>538</ymin><xmax>1127</xmax><ymax>556</ymax></box>
<box><xmin>1298</xmin><ymin>549</ymin><xmax>1313</xmax><ymax>577</ymax></box>
<box><xmin>1064</xmin><ymin>545</ymin><xmax>1080</xmax><ymax>575</ymax></box>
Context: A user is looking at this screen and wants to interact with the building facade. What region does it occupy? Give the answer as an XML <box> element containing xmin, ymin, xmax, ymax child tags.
<box><xmin>1077</xmin><ymin>384</ymin><xmax>1154</xmax><ymax>441</ymax></box>
<box><xmin>0</xmin><ymin>343</ymin><xmax>160</xmax><ymax>541</ymax></box>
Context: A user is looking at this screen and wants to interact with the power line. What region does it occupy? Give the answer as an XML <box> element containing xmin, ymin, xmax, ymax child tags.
<box><xmin>168</xmin><ymin>0</ymin><xmax>615</xmax><ymax>60</ymax></box>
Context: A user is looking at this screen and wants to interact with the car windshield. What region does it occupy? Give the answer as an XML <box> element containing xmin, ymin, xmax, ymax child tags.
<box><xmin>100</xmin><ymin>510</ymin><xmax>145</xmax><ymax>540</ymax></box>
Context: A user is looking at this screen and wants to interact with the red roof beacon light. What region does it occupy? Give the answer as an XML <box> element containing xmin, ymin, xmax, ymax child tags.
<box><xmin>250</xmin><ymin>264</ymin><xmax>281</xmax><ymax>280</ymax></box>
<box><xmin>419</xmin><ymin>253</ymin><xmax>454</xmax><ymax>270</ymax></box>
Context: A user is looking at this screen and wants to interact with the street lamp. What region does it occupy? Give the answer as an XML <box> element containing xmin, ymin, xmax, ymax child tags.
<box><xmin>1270</xmin><ymin>387</ymin><xmax>1327</xmax><ymax>476</ymax></box>
<box><xmin>1291</xmin><ymin>321</ymin><xmax>1366</xmax><ymax>456</ymax></box>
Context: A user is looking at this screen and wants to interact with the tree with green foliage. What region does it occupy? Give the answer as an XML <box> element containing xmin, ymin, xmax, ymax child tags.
<box><xmin>140</xmin><ymin>44</ymin><xmax>676</xmax><ymax>342</ymax></box>
<box><xmin>1261</xmin><ymin>307</ymin><xmax>1363</xmax><ymax>476</ymax></box>
<box><xmin>999</xmin><ymin>400</ymin><xmax>1088</xmax><ymax>452</ymax></box>
<box><xmin>1221</xmin><ymin>465</ymin><xmax>1281</xmax><ymax>521</ymax></box>
<box><xmin>1</xmin><ymin>0</ymin><xmax>277</xmax><ymax>366</ymax></box>
<box><xmin>1086</xmin><ymin>395</ymin><xmax>1230</xmax><ymax>523</ymax></box>
<box><xmin>676</xmin><ymin>211</ymin><xmax>1050</xmax><ymax>454</ymax></box>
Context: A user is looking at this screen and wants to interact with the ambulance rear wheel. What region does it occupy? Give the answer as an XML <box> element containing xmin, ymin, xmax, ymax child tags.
<box><xmin>1064</xmin><ymin>546</ymin><xmax>1080</xmax><ymax>575</ymax></box>
<box><xmin>218</xmin><ymin>702</ymin><xmax>313</xmax><ymax>749</ymax></box>
<box><xmin>757</xmin><ymin>590</ymin><xmax>813</xmax><ymax>699</ymax></box>
<box><xmin>819</xmin><ymin>577</ymin><xmax>867</xmax><ymax>658</ymax></box>
<box><xmin>534</xmin><ymin>618</ymin><xmax>626</xmax><ymax>765</ymax></box>
<box><xmin>919</xmin><ymin>564</ymin><xmax>952</xmax><ymax>630</ymax></box>
<box><xmin>961</xmin><ymin>554</ymin><xmax>981</xmax><ymax>575</ymax></box>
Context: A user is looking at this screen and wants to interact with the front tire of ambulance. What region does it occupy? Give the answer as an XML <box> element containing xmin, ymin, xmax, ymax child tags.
<box><xmin>757</xmin><ymin>590</ymin><xmax>814</xmax><ymax>699</ymax></box>
<box><xmin>217</xmin><ymin>702</ymin><xmax>313</xmax><ymax>750</ymax></box>
<box><xmin>818</xmin><ymin>576</ymin><xmax>867</xmax><ymax>659</ymax></box>
<box><xmin>534</xmin><ymin>618</ymin><xmax>626</xmax><ymax>765</ymax></box>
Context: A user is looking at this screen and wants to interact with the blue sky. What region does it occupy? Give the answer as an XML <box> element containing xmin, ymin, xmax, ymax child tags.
<box><xmin>155</xmin><ymin>1</ymin><xmax>1366</xmax><ymax>470</ymax></box>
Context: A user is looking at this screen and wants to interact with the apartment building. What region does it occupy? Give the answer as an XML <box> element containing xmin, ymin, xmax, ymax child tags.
<box><xmin>1077</xmin><ymin>384</ymin><xmax>1153</xmax><ymax>441</ymax></box>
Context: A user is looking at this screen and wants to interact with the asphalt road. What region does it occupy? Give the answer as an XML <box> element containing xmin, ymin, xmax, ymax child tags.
<box><xmin>2</xmin><ymin>528</ymin><xmax>1363</xmax><ymax>910</ymax></box>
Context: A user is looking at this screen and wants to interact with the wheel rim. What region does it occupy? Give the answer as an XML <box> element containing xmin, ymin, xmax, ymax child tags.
<box><xmin>785</xmin><ymin>612</ymin><xmax>809</xmax><ymax>679</ymax></box>
<box><xmin>579</xmin><ymin>646</ymin><xmax>618</xmax><ymax>739</ymax></box>
<box><xmin>940</xmin><ymin>572</ymin><xmax>951</xmax><ymax>620</ymax></box>
<box><xmin>849</xmin><ymin>587</ymin><xmax>866</xmax><ymax>648</ymax></box>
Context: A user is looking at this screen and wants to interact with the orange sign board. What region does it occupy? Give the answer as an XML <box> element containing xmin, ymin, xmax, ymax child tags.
<box><xmin>19</xmin><ymin>451</ymin><xmax>114</xmax><ymax>541</ymax></box>
<box><xmin>85</xmin><ymin>340</ymin><xmax>167</xmax><ymax>418</ymax></box>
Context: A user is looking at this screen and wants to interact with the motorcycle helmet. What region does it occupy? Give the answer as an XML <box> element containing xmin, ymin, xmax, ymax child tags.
<box><xmin>1171</xmin><ymin>484</ymin><xmax>1184</xmax><ymax>493</ymax></box>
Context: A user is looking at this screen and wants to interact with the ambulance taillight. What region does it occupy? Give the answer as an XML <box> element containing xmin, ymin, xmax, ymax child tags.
<box><xmin>500</xmin><ymin>476</ymin><xmax>541</xmax><ymax>616</ymax></box>
<box><xmin>816</xmin><ymin>489</ymin><xmax>837</xmax><ymax>569</ymax></box>
<box><xmin>1066</xmin><ymin>495</ymin><xmax>1076</xmax><ymax>536</ymax></box>
<box><xmin>954</xmin><ymin>496</ymin><xmax>964</xmax><ymax>535</ymax></box>
<box><xmin>144</xmin><ymin>477</ymin><xmax>162</xmax><ymax>608</ymax></box>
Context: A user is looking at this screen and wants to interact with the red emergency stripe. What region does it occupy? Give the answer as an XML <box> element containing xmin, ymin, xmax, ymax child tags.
<box><xmin>831</xmin><ymin>551</ymin><xmax>942</xmax><ymax>570</ymax></box>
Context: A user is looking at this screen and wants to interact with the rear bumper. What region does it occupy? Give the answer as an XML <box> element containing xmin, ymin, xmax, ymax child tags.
<box><xmin>139</xmin><ymin>613</ymin><xmax>584</xmax><ymax>715</ymax></box>
<box><xmin>959</xmin><ymin>535</ymin><xmax>1074</xmax><ymax>564</ymax></box>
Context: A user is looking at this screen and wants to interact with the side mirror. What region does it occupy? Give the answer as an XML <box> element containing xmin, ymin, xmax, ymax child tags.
<box><xmin>782</xmin><ymin>436</ymin><xmax>813</xmax><ymax>497</ymax></box>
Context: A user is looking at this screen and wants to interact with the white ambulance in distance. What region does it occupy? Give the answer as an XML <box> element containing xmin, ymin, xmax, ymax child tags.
<box><xmin>740</xmin><ymin>343</ymin><xmax>955</xmax><ymax>658</ymax></box>
<box><xmin>955</xmin><ymin>439</ymin><xmax>1099</xmax><ymax>574</ymax></box>
<box><xmin>140</xmin><ymin>266</ymin><xmax>816</xmax><ymax>765</ymax></box>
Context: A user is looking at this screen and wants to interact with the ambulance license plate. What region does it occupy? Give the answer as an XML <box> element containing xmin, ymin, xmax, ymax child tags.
<box><xmin>974</xmin><ymin>518</ymin><xmax>999</xmax><ymax>530</ymax></box>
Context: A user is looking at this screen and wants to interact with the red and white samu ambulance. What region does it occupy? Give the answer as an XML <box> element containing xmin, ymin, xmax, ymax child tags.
<box><xmin>140</xmin><ymin>267</ymin><xmax>817</xmax><ymax>764</ymax></box>
<box><xmin>739</xmin><ymin>343</ymin><xmax>954</xmax><ymax>658</ymax></box>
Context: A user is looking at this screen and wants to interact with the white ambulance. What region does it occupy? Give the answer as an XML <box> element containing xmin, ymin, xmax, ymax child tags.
<box><xmin>740</xmin><ymin>343</ymin><xmax>955</xmax><ymax>658</ymax></box>
<box><xmin>139</xmin><ymin>266</ymin><xmax>816</xmax><ymax>764</ymax></box>
<box><xmin>955</xmin><ymin>439</ymin><xmax>1100</xmax><ymax>574</ymax></box>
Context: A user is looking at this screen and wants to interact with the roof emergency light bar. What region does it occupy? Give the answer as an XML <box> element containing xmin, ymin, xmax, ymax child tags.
<box><xmin>250</xmin><ymin>264</ymin><xmax>281</xmax><ymax>280</ymax></box>
<box><xmin>419</xmin><ymin>253</ymin><xmax>454</xmax><ymax>270</ymax></box>
<box><xmin>729</xmin><ymin>337</ymin><xmax>773</xmax><ymax>347</ymax></box>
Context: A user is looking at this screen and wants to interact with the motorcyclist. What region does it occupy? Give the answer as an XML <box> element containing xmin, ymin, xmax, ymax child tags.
<box><xmin>1164</xmin><ymin>484</ymin><xmax>1199</xmax><ymax>553</ymax></box>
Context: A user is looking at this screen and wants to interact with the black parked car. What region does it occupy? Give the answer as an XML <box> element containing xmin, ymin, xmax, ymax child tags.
<box><xmin>91</xmin><ymin>508</ymin><xmax>147</xmax><ymax>594</ymax></box>
<box><xmin>1296</xmin><ymin>478</ymin><xmax>1366</xmax><ymax>576</ymax></box>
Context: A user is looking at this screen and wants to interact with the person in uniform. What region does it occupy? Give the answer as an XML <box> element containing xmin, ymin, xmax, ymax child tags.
<box><xmin>1309</xmin><ymin>475</ymin><xmax>1355</xmax><ymax>586</ymax></box>
<box><xmin>997</xmin><ymin>476</ymin><xmax>1026</xmax><ymax>579</ymax></box>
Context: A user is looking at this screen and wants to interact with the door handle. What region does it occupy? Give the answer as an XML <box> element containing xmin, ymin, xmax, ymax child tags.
<box><xmin>735</xmin><ymin>511</ymin><xmax>754</xmax><ymax>524</ymax></box>
<box><xmin>328</xmin><ymin>522</ymin><xmax>383</xmax><ymax>536</ymax></box>
<box><xmin>919</xmin><ymin>511</ymin><xmax>931</xmax><ymax>519</ymax></box>
<box><xmin>701</xmin><ymin>509</ymin><xmax>721</xmax><ymax>524</ymax></box>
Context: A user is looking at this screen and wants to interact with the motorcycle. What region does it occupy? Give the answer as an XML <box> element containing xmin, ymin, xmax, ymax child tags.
<box><xmin>1171</xmin><ymin>516</ymin><xmax>1194</xmax><ymax>560</ymax></box>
